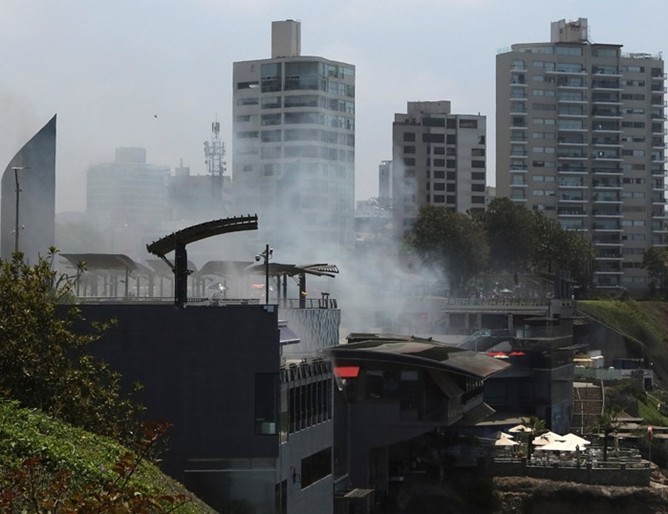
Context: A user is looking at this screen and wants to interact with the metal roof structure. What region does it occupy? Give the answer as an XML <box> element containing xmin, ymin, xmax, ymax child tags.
<box><xmin>145</xmin><ymin>215</ymin><xmax>258</xmax><ymax>306</ymax></box>
<box><xmin>331</xmin><ymin>334</ymin><xmax>510</xmax><ymax>379</ymax></box>
<box><xmin>145</xmin><ymin>215</ymin><xmax>258</xmax><ymax>256</ymax></box>
<box><xmin>60</xmin><ymin>253</ymin><xmax>141</xmax><ymax>272</ymax></box>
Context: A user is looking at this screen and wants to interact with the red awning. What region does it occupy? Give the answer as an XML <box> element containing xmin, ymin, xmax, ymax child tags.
<box><xmin>334</xmin><ymin>366</ymin><xmax>360</xmax><ymax>378</ymax></box>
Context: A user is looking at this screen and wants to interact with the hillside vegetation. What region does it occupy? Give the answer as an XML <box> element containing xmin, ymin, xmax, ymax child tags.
<box><xmin>0</xmin><ymin>399</ymin><xmax>215</xmax><ymax>513</ymax></box>
<box><xmin>577</xmin><ymin>300</ymin><xmax>668</xmax><ymax>386</ymax></box>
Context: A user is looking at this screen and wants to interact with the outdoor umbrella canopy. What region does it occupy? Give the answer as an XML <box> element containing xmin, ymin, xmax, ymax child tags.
<box><xmin>561</xmin><ymin>433</ymin><xmax>591</xmax><ymax>446</ymax></box>
<box><xmin>534</xmin><ymin>440</ymin><xmax>580</xmax><ymax>452</ymax></box>
<box><xmin>494</xmin><ymin>437</ymin><xmax>519</xmax><ymax>447</ymax></box>
<box><xmin>508</xmin><ymin>424</ymin><xmax>532</xmax><ymax>434</ymax></box>
<box><xmin>532</xmin><ymin>431</ymin><xmax>562</xmax><ymax>446</ymax></box>
<box><xmin>495</xmin><ymin>431</ymin><xmax>514</xmax><ymax>440</ymax></box>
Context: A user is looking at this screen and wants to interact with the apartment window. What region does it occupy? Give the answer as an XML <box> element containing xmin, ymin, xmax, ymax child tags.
<box><xmin>403</xmin><ymin>132</ymin><xmax>416</xmax><ymax>142</ymax></box>
<box><xmin>261</xmin><ymin>130</ymin><xmax>281</xmax><ymax>143</ymax></box>
<box><xmin>434</xmin><ymin>170</ymin><xmax>445</xmax><ymax>179</ymax></box>
<box><xmin>433</xmin><ymin>146</ymin><xmax>445</xmax><ymax>155</ymax></box>
<box><xmin>255</xmin><ymin>373</ymin><xmax>278</xmax><ymax>435</ymax></box>
<box><xmin>433</xmin><ymin>195</ymin><xmax>445</xmax><ymax>203</ymax></box>
<box><xmin>404</xmin><ymin>158</ymin><xmax>415</xmax><ymax>166</ymax></box>
<box><xmin>423</xmin><ymin>117</ymin><xmax>445</xmax><ymax>127</ymax></box>
<box><xmin>447</xmin><ymin>184</ymin><xmax>456</xmax><ymax>192</ymax></box>
<box><xmin>261</xmin><ymin>113</ymin><xmax>282</xmax><ymax>126</ymax></box>
<box><xmin>447</xmin><ymin>160</ymin><xmax>456</xmax><ymax>168</ymax></box>
<box><xmin>472</xmin><ymin>172</ymin><xmax>485</xmax><ymax>181</ymax></box>
<box><xmin>555</xmin><ymin>46</ymin><xmax>582</xmax><ymax>56</ymax></box>
<box><xmin>472</xmin><ymin>160</ymin><xmax>485</xmax><ymax>168</ymax></box>
<box><xmin>447</xmin><ymin>119</ymin><xmax>457</xmax><ymax>129</ymax></box>
<box><xmin>403</xmin><ymin>145</ymin><xmax>415</xmax><ymax>154</ymax></box>
<box><xmin>472</xmin><ymin>184</ymin><xmax>485</xmax><ymax>192</ymax></box>
<box><xmin>459</xmin><ymin>119</ymin><xmax>478</xmax><ymax>129</ymax></box>
<box><xmin>472</xmin><ymin>148</ymin><xmax>485</xmax><ymax>157</ymax></box>
<box><xmin>423</xmin><ymin>133</ymin><xmax>445</xmax><ymax>143</ymax></box>
<box><xmin>472</xmin><ymin>196</ymin><xmax>485</xmax><ymax>204</ymax></box>
<box><xmin>300</xmin><ymin>448</ymin><xmax>332</xmax><ymax>489</ymax></box>
<box><xmin>433</xmin><ymin>183</ymin><xmax>445</xmax><ymax>191</ymax></box>
<box><xmin>434</xmin><ymin>158</ymin><xmax>445</xmax><ymax>167</ymax></box>
<box><xmin>446</xmin><ymin>134</ymin><xmax>457</xmax><ymax>144</ymax></box>
<box><xmin>237</xmin><ymin>131</ymin><xmax>259</xmax><ymax>139</ymax></box>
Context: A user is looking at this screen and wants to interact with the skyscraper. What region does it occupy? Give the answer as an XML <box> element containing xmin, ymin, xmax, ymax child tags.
<box><xmin>497</xmin><ymin>18</ymin><xmax>666</xmax><ymax>291</ymax></box>
<box><xmin>86</xmin><ymin>147</ymin><xmax>170</xmax><ymax>256</ymax></box>
<box><xmin>392</xmin><ymin>101</ymin><xmax>486</xmax><ymax>240</ymax></box>
<box><xmin>232</xmin><ymin>20</ymin><xmax>355</xmax><ymax>261</ymax></box>
<box><xmin>1</xmin><ymin>115</ymin><xmax>56</xmax><ymax>262</ymax></box>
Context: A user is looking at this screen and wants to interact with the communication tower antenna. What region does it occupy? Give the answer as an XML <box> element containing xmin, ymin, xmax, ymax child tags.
<box><xmin>203</xmin><ymin>121</ymin><xmax>227</xmax><ymax>207</ymax></box>
<box><xmin>203</xmin><ymin>121</ymin><xmax>226</xmax><ymax>178</ymax></box>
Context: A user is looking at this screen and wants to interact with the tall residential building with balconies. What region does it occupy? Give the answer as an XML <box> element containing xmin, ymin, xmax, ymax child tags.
<box><xmin>392</xmin><ymin>101</ymin><xmax>486</xmax><ymax>240</ymax></box>
<box><xmin>497</xmin><ymin>18</ymin><xmax>666</xmax><ymax>292</ymax></box>
<box><xmin>232</xmin><ymin>20</ymin><xmax>355</xmax><ymax>262</ymax></box>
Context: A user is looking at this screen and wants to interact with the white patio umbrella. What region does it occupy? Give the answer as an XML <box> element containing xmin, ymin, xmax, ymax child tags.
<box><xmin>495</xmin><ymin>437</ymin><xmax>519</xmax><ymax>447</ymax></box>
<box><xmin>534</xmin><ymin>439</ymin><xmax>579</xmax><ymax>452</ymax></box>
<box><xmin>561</xmin><ymin>433</ymin><xmax>591</xmax><ymax>446</ymax></box>
<box><xmin>495</xmin><ymin>431</ymin><xmax>514</xmax><ymax>440</ymax></box>
<box><xmin>508</xmin><ymin>424</ymin><xmax>532</xmax><ymax>434</ymax></box>
<box><xmin>532</xmin><ymin>431</ymin><xmax>562</xmax><ymax>446</ymax></box>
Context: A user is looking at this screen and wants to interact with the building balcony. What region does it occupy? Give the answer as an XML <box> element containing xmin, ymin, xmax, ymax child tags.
<box><xmin>510</xmin><ymin>165</ymin><xmax>528</xmax><ymax>171</ymax></box>
<box><xmin>557</xmin><ymin>208</ymin><xmax>587</xmax><ymax>216</ymax></box>
<box><xmin>593</xmin><ymin>166</ymin><xmax>622</xmax><ymax>174</ymax></box>
<box><xmin>557</xmin><ymin>166</ymin><xmax>586</xmax><ymax>173</ymax></box>
<box><xmin>592</xmin><ymin>209</ymin><xmax>621</xmax><ymax>217</ymax></box>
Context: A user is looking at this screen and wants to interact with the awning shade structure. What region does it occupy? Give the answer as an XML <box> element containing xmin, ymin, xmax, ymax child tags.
<box><xmin>330</xmin><ymin>334</ymin><xmax>510</xmax><ymax>380</ymax></box>
<box><xmin>495</xmin><ymin>436</ymin><xmax>519</xmax><ymax>447</ymax></box>
<box><xmin>334</xmin><ymin>366</ymin><xmax>360</xmax><ymax>378</ymax></box>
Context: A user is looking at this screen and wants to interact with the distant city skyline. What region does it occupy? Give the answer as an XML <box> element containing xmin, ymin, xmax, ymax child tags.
<box><xmin>1</xmin><ymin>0</ymin><xmax>667</xmax><ymax>212</ymax></box>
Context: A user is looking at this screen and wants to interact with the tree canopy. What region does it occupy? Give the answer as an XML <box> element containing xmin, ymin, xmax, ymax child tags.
<box><xmin>412</xmin><ymin>206</ymin><xmax>489</xmax><ymax>294</ymax></box>
<box><xmin>0</xmin><ymin>249</ymin><xmax>143</xmax><ymax>444</ymax></box>
<box><xmin>410</xmin><ymin>200</ymin><xmax>595</xmax><ymax>294</ymax></box>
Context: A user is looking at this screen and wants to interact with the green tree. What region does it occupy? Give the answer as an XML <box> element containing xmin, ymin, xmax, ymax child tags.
<box><xmin>597</xmin><ymin>407</ymin><xmax>621</xmax><ymax>462</ymax></box>
<box><xmin>520</xmin><ymin>416</ymin><xmax>546</xmax><ymax>460</ymax></box>
<box><xmin>643</xmin><ymin>246</ymin><xmax>668</xmax><ymax>297</ymax></box>
<box><xmin>479</xmin><ymin>198</ymin><xmax>535</xmax><ymax>273</ymax></box>
<box><xmin>412</xmin><ymin>206</ymin><xmax>489</xmax><ymax>295</ymax></box>
<box><xmin>0</xmin><ymin>249</ymin><xmax>143</xmax><ymax>444</ymax></box>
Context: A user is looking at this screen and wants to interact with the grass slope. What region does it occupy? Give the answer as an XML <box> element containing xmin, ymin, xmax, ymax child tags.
<box><xmin>0</xmin><ymin>398</ymin><xmax>215</xmax><ymax>513</ymax></box>
<box><xmin>577</xmin><ymin>300</ymin><xmax>668</xmax><ymax>385</ymax></box>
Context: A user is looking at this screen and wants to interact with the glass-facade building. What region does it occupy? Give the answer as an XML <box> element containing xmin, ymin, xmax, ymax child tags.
<box><xmin>233</xmin><ymin>21</ymin><xmax>355</xmax><ymax>262</ymax></box>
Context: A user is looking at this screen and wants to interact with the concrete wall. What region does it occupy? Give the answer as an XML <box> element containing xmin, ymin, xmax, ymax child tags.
<box><xmin>493</xmin><ymin>461</ymin><xmax>650</xmax><ymax>486</ymax></box>
<box><xmin>77</xmin><ymin>303</ymin><xmax>282</xmax><ymax>510</ymax></box>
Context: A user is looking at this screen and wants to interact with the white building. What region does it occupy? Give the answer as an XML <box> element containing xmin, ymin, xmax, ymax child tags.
<box><xmin>392</xmin><ymin>101</ymin><xmax>487</xmax><ymax>240</ymax></box>
<box><xmin>497</xmin><ymin>18</ymin><xmax>667</xmax><ymax>291</ymax></box>
<box><xmin>232</xmin><ymin>20</ymin><xmax>355</xmax><ymax>262</ymax></box>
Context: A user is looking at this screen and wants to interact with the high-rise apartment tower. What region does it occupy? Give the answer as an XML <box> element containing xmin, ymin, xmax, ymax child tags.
<box><xmin>232</xmin><ymin>20</ymin><xmax>355</xmax><ymax>261</ymax></box>
<box><xmin>497</xmin><ymin>18</ymin><xmax>666</xmax><ymax>291</ymax></box>
<box><xmin>392</xmin><ymin>101</ymin><xmax>486</xmax><ymax>239</ymax></box>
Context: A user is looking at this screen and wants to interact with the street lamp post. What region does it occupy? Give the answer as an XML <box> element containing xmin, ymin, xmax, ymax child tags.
<box><xmin>256</xmin><ymin>244</ymin><xmax>273</xmax><ymax>305</ymax></box>
<box><xmin>12</xmin><ymin>167</ymin><xmax>27</xmax><ymax>255</ymax></box>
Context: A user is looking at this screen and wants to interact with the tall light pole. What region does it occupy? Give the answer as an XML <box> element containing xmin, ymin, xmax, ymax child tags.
<box><xmin>12</xmin><ymin>167</ymin><xmax>27</xmax><ymax>255</ymax></box>
<box><xmin>256</xmin><ymin>244</ymin><xmax>273</xmax><ymax>304</ymax></box>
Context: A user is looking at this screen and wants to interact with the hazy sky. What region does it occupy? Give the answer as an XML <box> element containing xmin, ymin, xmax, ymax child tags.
<box><xmin>1</xmin><ymin>0</ymin><xmax>666</xmax><ymax>213</ymax></box>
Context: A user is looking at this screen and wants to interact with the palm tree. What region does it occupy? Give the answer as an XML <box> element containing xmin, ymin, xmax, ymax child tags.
<box><xmin>520</xmin><ymin>416</ymin><xmax>546</xmax><ymax>460</ymax></box>
<box><xmin>597</xmin><ymin>407</ymin><xmax>621</xmax><ymax>462</ymax></box>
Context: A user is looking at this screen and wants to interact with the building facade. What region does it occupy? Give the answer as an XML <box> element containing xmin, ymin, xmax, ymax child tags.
<box><xmin>232</xmin><ymin>20</ymin><xmax>356</xmax><ymax>262</ymax></box>
<box><xmin>1</xmin><ymin>115</ymin><xmax>56</xmax><ymax>262</ymax></box>
<box><xmin>86</xmin><ymin>147</ymin><xmax>170</xmax><ymax>257</ymax></box>
<box><xmin>497</xmin><ymin>18</ymin><xmax>666</xmax><ymax>291</ymax></box>
<box><xmin>392</xmin><ymin>101</ymin><xmax>487</xmax><ymax>240</ymax></box>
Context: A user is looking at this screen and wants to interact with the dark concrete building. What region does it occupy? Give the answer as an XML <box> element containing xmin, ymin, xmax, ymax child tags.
<box><xmin>80</xmin><ymin>302</ymin><xmax>335</xmax><ymax>514</ymax></box>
